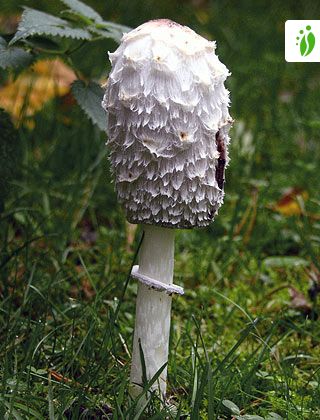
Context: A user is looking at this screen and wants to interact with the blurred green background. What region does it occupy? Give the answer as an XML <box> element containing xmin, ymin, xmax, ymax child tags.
<box><xmin>1</xmin><ymin>0</ymin><xmax>320</xmax><ymax>418</ymax></box>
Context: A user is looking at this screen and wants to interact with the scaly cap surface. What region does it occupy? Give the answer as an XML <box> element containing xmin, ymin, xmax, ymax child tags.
<box><xmin>102</xmin><ymin>19</ymin><xmax>232</xmax><ymax>228</ymax></box>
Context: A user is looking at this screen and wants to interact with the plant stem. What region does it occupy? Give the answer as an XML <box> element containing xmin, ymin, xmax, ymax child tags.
<box><xmin>130</xmin><ymin>224</ymin><xmax>175</xmax><ymax>400</ymax></box>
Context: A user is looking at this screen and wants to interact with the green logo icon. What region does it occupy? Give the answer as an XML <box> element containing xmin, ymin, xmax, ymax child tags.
<box><xmin>296</xmin><ymin>25</ymin><xmax>316</xmax><ymax>56</ymax></box>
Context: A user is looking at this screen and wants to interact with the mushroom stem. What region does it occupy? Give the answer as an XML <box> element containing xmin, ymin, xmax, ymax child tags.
<box><xmin>130</xmin><ymin>224</ymin><xmax>175</xmax><ymax>400</ymax></box>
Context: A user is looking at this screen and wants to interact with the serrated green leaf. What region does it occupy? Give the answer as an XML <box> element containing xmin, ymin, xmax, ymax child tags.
<box><xmin>101</xmin><ymin>21</ymin><xmax>131</xmax><ymax>36</ymax></box>
<box><xmin>222</xmin><ymin>399</ymin><xmax>241</xmax><ymax>415</ymax></box>
<box><xmin>22</xmin><ymin>36</ymin><xmax>64</xmax><ymax>53</ymax></box>
<box><xmin>88</xmin><ymin>26</ymin><xmax>122</xmax><ymax>43</ymax></box>
<box><xmin>10</xmin><ymin>7</ymin><xmax>92</xmax><ymax>45</ymax></box>
<box><xmin>237</xmin><ymin>416</ymin><xmax>265</xmax><ymax>420</ymax></box>
<box><xmin>60</xmin><ymin>0</ymin><xmax>103</xmax><ymax>23</ymax></box>
<box><xmin>102</xmin><ymin>21</ymin><xmax>131</xmax><ymax>33</ymax></box>
<box><xmin>0</xmin><ymin>36</ymin><xmax>32</xmax><ymax>69</ymax></box>
<box><xmin>93</xmin><ymin>21</ymin><xmax>131</xmax><ymax>42</ymax></box>
<box><xmin>71</xmin><ymin>80</ymin><xmax>107</xmax><ymax>131</ymax></box>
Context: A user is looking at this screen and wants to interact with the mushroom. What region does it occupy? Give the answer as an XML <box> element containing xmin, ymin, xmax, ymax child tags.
<box><xmin>102</xmin><ymin>19</ymin><xmax>232</xmax><ymax>400</ymax></box>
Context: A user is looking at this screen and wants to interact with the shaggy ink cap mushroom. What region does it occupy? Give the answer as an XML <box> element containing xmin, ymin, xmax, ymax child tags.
<box><xmin>102</xmin><ymin>19</ymin><xmax>232</xmax><ymax>228</ymax></box>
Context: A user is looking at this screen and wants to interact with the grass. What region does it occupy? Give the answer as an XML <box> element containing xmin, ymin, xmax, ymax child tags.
<box><xmin>1</xmin><ymin>0</ymin><xmax>320</xmax><ymax>418</ymax></box>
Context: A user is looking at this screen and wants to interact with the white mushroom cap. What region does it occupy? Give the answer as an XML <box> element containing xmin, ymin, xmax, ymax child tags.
<box><xmin>102</xmin><ymin>19</ymin><xmax>232</xmax><ymax>228</ymax></box>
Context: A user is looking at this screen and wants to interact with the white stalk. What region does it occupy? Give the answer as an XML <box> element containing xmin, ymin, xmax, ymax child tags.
<box><xmin>130</xmin><ymin>224</ymin><xmax>175</xmax><ymax>399</ymax></box>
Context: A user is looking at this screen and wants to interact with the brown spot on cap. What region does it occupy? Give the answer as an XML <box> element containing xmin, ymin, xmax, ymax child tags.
<box><xmin>180</xmin><ymin>131</ymin><xmax>188</xmax><ymax>141</ymax></box>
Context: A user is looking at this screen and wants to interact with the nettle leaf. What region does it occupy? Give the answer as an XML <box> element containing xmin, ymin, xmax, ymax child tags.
<box><xmin>59</xmin><ymin>0</ymin><xmax>130</xmax><ymax>42</ymax></box>
<box><xmin>60</xmin><ymin>0</ymin><xmax>103</xmax><ymax>23</ymax></box>
<box><xmin>10</xmin><ymin>7</ymin><xmax>92</xmax><ymax>45</ymax></box>
<box><xmin>100</xmin><ymin>21</ymin><xmax>131</xmax><ymax>37</ymax></box>
<box><xmin>22</xmin><ymin>36</ymin><xmax>65</xmax><ymax>53</ymax></box>
<box><xmin>71</xmin><ymin>80</ymin><xmax>107</xmax><ymax>131</ymax></box>
<box><xmin>91</xmin><ymin>21</ymin><xmax>131</xmax><ymax>42</ymax></box>
<box><xmin>89</xmin><ymin>26</ymin><xmax>123</xmax><ymax>43</ymax></box>
<box><xmin>102</xmin><ymin>21</ymin><xmax>131</xmax><ymax>34</ymax></box>
<box><xmin>0</xmin><ymin>36</ymin><xmax>32</xmax><ymax>69</ymax></box>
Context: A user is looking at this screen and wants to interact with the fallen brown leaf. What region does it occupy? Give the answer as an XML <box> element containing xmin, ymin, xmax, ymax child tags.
<box><xmin>0</xmin><ymin>59</ymin><xmax>76</xmax><ymax>125</ymax></box>
<box><xmin>271</xmin><ymin>187</ymin><xmax>308</xmax><ymax>217</ymax></box>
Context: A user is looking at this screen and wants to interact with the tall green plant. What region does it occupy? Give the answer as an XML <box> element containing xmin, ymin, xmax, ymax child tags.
<box><xmin>1</xmin><ymin>0</ymin><xmax>130</xmax><ymax>131</ymax></box>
